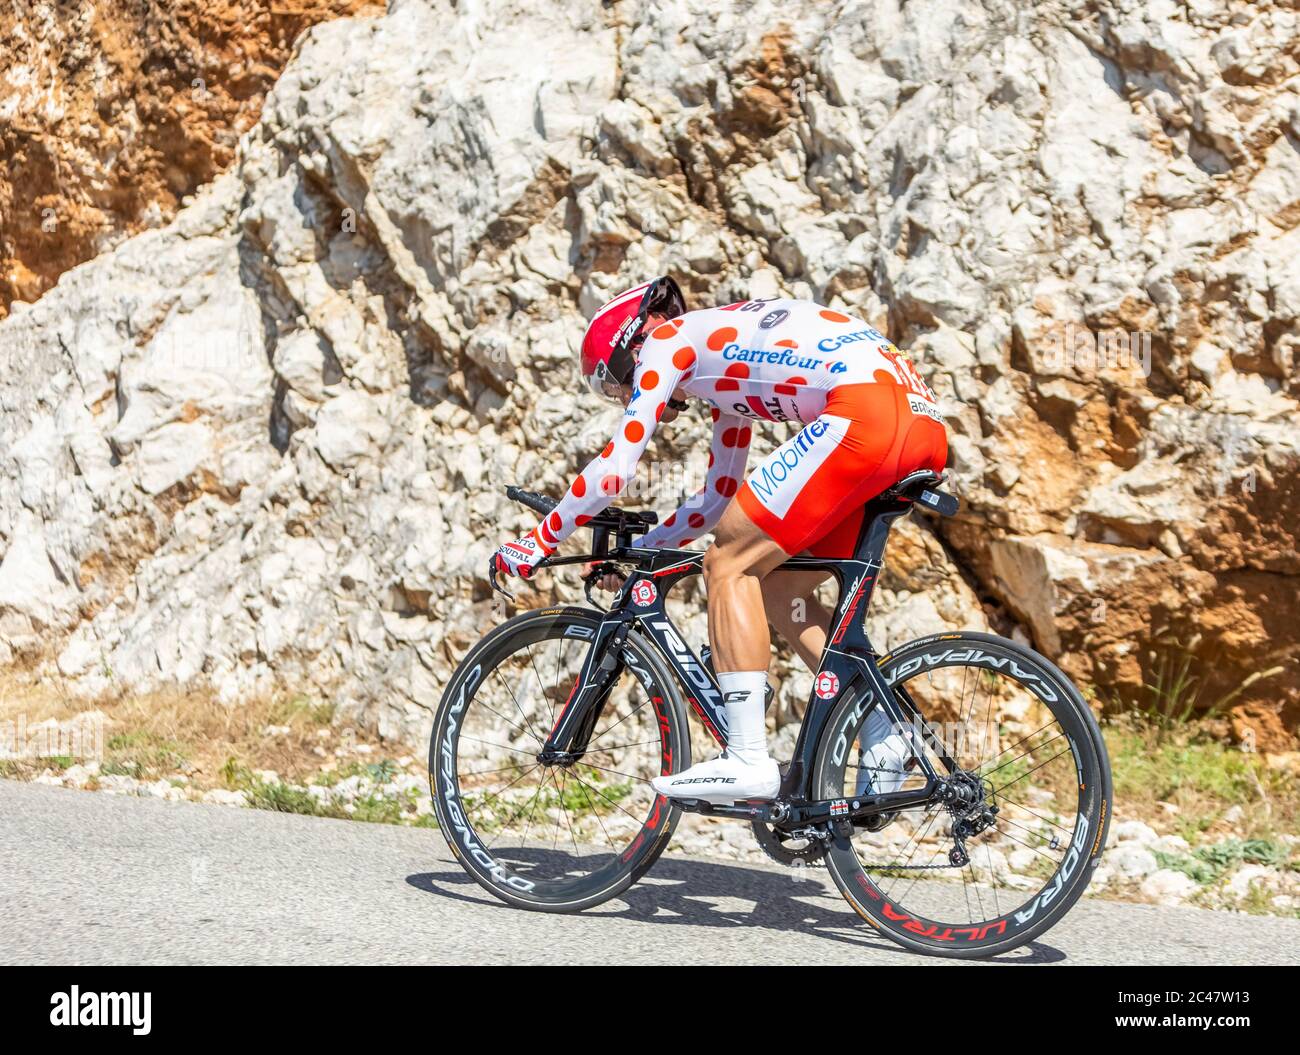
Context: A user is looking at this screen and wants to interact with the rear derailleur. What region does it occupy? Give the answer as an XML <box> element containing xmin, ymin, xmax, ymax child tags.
<box><xmin>940</xmin><ymin>770</ymin><xmax>999</xmax><ymax>868</ymax></box>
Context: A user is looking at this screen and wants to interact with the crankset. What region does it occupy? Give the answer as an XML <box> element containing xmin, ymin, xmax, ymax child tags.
<box><xmin>750</xmin><ymin>820</ymin><xmax>829</xmax><ymax>866</ymax></box>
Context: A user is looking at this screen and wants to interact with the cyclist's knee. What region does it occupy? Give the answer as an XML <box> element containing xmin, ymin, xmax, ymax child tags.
<box><xmin>702</xmin><ymin>542</ymin><xmax>730</xmax><ymax>588</ymax></box>
<box><xmin>705</xmin><ymin>504</ymin><xmax>790</xmax><ymax>588</ymax></box>
<box><xmin>704</xmin><ymin>539</ymin><xmax>779</xmax><ymax>589</ymax></box>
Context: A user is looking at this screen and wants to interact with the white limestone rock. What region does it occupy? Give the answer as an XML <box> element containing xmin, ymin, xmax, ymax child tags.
<box><xmin>0</xmin><ymin>0</ymin><xmax>1295</xmax><ymax>752</ymax></box>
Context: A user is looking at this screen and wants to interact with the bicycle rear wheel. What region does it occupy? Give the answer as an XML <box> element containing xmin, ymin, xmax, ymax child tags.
<box><xmin>429</xmin><ymin>605</ymin><xmax>689</xmax><ymax>912</ymax></box>
<box><xmin>814</xmin><ymin>632</ymin><xmax>1111</xmax><ymax>958</ymax></box>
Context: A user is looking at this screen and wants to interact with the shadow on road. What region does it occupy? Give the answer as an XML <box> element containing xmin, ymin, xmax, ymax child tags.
<box><xmin>405</xmin><ymin>851</ymin><xmax>1066</xmax><ymax>964</ymax></box>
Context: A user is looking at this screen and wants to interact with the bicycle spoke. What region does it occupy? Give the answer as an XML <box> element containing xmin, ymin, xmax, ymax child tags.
<box><xmin>965</xmin><ymin>859</ymin><xmax>987</xmax><ymax>921</ymax></box>
<box><xmin>458</xmin><ymin>735</ymin><xmax>539</xmax><ymax>759</ymax></box>
<box><xmin>567</xmin><ymin>769</ymin><xmax>648</xmax><ymax>826</ymax></box>
<box><xmin>550</xmin><ymin>768</ymin><xmax>567</xmax><ymax>851</ymax></box>
<box><xmin>470</xmin><ymin>690</ymin><xmax>545</xmax><ymax>747</ymax></box>
<box><xmin>575</xmin><ymin>777</ymin><xmax>618</xmax><ymax>852</ymax></box>
<box><xmin>572</xmin><ymin>759</ymin><xmax>655</xmax><ymax>785</ymax></box>
<box><xmin>458</xmin><ymin>762</ymin><xmax>535</xmax><ymax>780</ymax></box>
<box><xmin>975</xmin><ymin>717</ymin><xmax>1059</xmax><ymax>776</ymax></box>
<box><xmin>490</xmin><ymin>666</ymin><xmax>546</xmax><ymax>747</ymax></box>
<box><xmin>870</xmin><ymin>806</ymin><xmax>944</xmax><ymax>897</ymax></box>
<box><xmin>524</xmin><ymin>641</ymin><xmax>559</xmax><ymax>731</ymax></box>
<box><xmin>993</xmin><ymin>818</ymin><xmax>1062</xmax><ymax>864</ymax></box>
<box><xmin>996</xmin><ymin>795</ymin><xmax>1074</xmax><ymax>838</ymax></box>
<box><xmin>990</xmin><ymin>743</ymin><xmax>1073</xmax><ymax>799</ymax></box>
<box><xmin>482</xmin><ymin>772</ymin><xmax>549</xmax><ymax>841</ymax></box>
<box><xmin>585</xmin><ymin>696</ymin><xmax>652</xmax><ymax>748</ymax></box>
<box><xmin>556</xmin><ymin>773</ymin><xmax>587</xmax><ymax>860</ymax></box>
<box><xmin>513</xmin><ymin>777</ymin><xmax>548</xmax><ymax>853</ymax></box>
<box><xmin>893</xmin><ymin>840</ymin><xmax>948</xmax><ymax>906</ymax></box>
<box><xmin>585</xmin><ymin>737</ymin><xmax>661</xmax><ymax>754</ymax></box>
<box><xmin>987</xmin><ymin>843</ymin><xmax>1001</xmax><ymax>916</ymax></box>
<box><xmin>474</xmin><ymin>763</ymin><xmax>542</xmax><ymax>816</ymax></box>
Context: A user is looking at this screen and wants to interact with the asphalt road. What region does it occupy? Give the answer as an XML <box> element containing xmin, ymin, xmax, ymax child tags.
<box><xmin>2</xmin><ymin>779</ymin><xmax>1296</xmax><ymax>965</ymax></box>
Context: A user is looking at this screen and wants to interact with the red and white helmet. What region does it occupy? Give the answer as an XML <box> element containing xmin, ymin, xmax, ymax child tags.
<box><xmin>579</xmin><ymin>276</ymin><xmax>687</xmax><ymax>401</ymax></box>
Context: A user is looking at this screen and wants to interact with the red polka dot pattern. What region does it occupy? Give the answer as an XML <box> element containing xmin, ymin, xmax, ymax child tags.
<box><xmin>652</xmin><ymin>324</ymin><xmax>677</xmax><ymax>340</ymax></box>
<box><xmin>715</xmin><ymin>362</ymin><xmax>748</xmax><ymax>394</ymax></box>
<box><xmin>571</xmin><ymin>476</ymin><xmax>586</xmax><ymax>498</ymax></box>
<box><xmin>602</xmin><ymin>441</ymin><xmax>615</xmax><ymax>458</ymax></box>
<box><xmin>820</xmin><ymin>310</ymin><xmax>850</xmax><ymax>323</ymax></box>
<box><xmin>706</xmin><ymin>327</ymin><xmax>738</xmax><ymax>350</ymax></box>
<box><xmin>600</xmin><ymin>474</ymin><xmax>623</xmax><ymax>496</ymax></box>
<box><xmin>688</xmin><ymin>513</ymin><xmax>705</xmax><ymax>529</ymax></box>
<box><xmin>624</xmin><ymin>421</ymin><xmax>645</xmax><ymax>443</ymax></box>
<box><xmin>715</xmin><ymin>476</ymin><xmax>738</xmax><ymax>497</ymax></box>
<box><xmin>641</xmin><ymin>370</ymin><xmax>660</xmax><ymax>389</ymax></box>
<box><xmin>673</xmin><ymin>347</ymin><xmax>696</xmax><ymax>370</ymax></box>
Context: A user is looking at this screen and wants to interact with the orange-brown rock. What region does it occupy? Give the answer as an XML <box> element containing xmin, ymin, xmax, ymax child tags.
<box><xmin>0</xmin><ymin>0</ymin><xmax>384</xmax><ymax>317</ymax></box>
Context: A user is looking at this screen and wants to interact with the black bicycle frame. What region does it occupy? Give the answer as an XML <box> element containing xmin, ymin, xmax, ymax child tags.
<box><xmin>540</xmin><ymin>486</ymin><xmax>959</xmax><ymax>832</ymax></box>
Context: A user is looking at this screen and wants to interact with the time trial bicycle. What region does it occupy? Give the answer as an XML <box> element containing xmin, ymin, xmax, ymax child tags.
<box><xmin>429</xmin><ymin>471</ymin><xmax>1112</xmax><ymax>957</ymax></box>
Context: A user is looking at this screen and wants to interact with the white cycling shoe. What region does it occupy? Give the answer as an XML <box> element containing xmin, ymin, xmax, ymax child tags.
<box><xmin>651</xmin><ymin>750</ymin><xmax>780</xmax><ymax>804</ymax></box>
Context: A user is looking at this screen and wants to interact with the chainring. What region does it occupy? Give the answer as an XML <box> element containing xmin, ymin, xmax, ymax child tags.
<box><xmin>750</xmin><ymin>821</ymin><xmax>828</xmax><ymax>866</ymax></box>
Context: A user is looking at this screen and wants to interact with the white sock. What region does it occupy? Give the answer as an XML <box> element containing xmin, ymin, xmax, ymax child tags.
<box><xmin>718</xmin><ymin>670</ymin><xmax>770</xmax><ymax>763</ymax></box>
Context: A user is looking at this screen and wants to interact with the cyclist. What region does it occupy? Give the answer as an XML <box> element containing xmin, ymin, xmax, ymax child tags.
<box><xmin>493</xmin><ymin>277</ymin><xmax>948</xmax><ymax>803</ymax></box>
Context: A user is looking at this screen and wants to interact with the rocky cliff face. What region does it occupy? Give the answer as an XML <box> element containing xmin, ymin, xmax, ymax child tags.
<box><xmin>1</xmin><ymin>0</ymin><xmax>1296</xmax><ymax>749</ymax></box>
<box><xmin>0</xmin><ymin>0</ymin><xmax>383</xmax><ymax>316</ymax></box>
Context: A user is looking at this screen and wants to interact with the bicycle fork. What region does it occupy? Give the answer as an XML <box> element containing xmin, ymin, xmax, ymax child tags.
<box><xmin>539</xmin><ymin>613</ymin><xmax>636</xmax><ymax>765</ymax></box>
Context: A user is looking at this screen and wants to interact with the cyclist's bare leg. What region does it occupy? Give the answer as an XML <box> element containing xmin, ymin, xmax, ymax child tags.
<box><xmin>761</xmin><ymin>569</ymin><xmax>831</xmax><ymax>670</ymax></box>
<box><xmin>702</xmin><ymin>500</ymin><xmax>789</xmax><ymax>673</ymax></box>
<box><xmin>735</xmin><ymin>544</ymin><xmax>909</xmax><ymax>797</ymax></box>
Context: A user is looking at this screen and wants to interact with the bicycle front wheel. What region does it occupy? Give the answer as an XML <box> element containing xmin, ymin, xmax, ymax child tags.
<box><xmin>814</xmin><ymin>632</ymin><xmax>1112</xmax><ymax>958</ymax></box>
<box><xmin>429</xmin><ymin>605</ymin><xmax>689</xmax><ymax>912</ymax></box>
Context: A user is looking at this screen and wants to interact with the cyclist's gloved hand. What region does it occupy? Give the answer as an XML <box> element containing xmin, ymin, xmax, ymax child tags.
<box><xmin>583</xmin><ymin>561</ymin><xmax>624</xmax><ymax>592</ymax></box>
<box><xmin>494</xmin><ymin>531</ymin><xmax>552</xmax><ymax>579</ymax></box>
